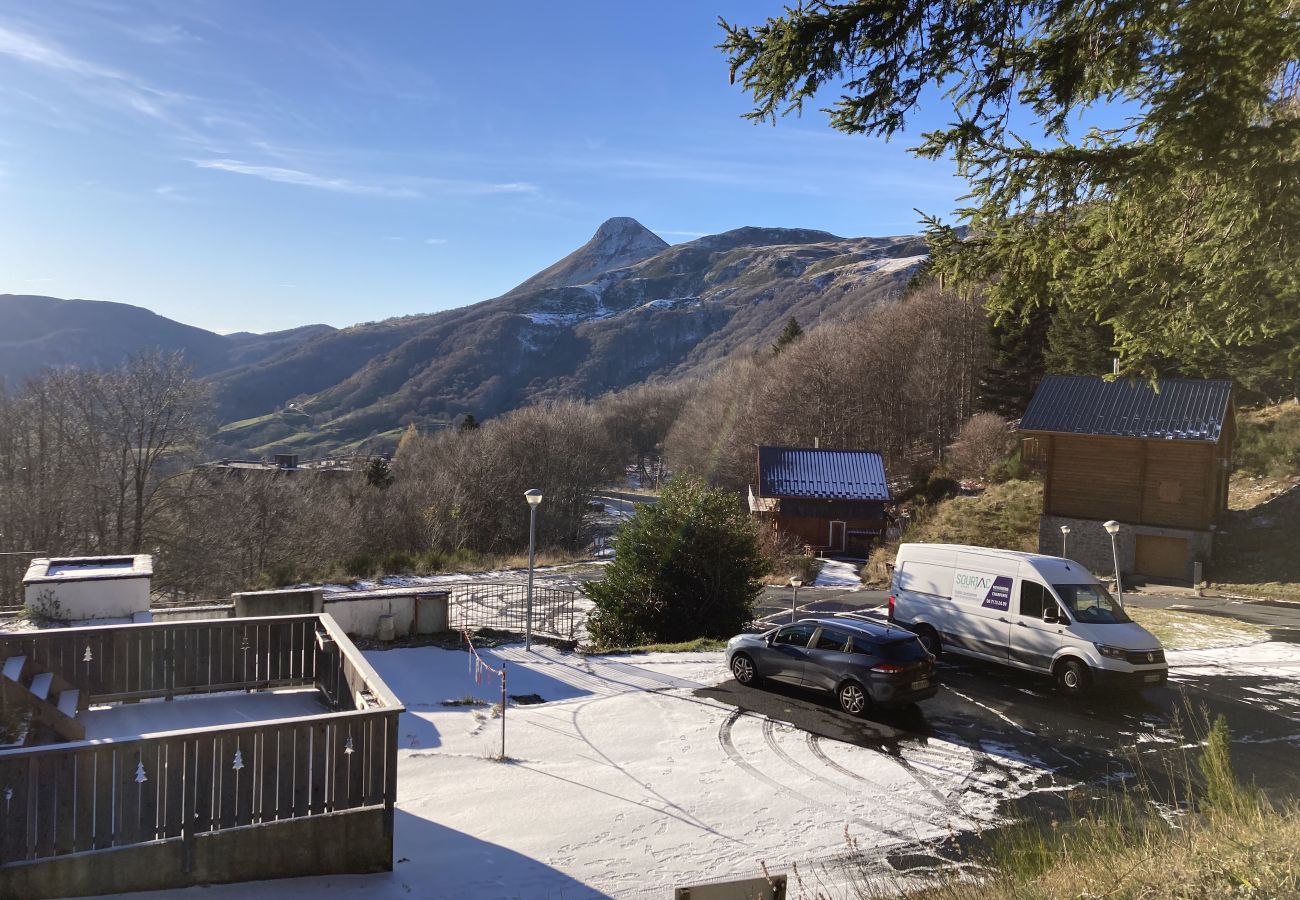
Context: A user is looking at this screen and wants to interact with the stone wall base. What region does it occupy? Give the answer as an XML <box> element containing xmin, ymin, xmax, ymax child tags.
<box><xmin>1038</xmin><ymin>514</ymin><xmax>1213</xmax><ymax>585</ymax></box>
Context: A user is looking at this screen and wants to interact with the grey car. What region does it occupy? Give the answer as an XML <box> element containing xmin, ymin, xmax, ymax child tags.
<box><xmin>725</xmin><ymin>616</ymin><xmax>938</xmax><ymax>716</ymax></box>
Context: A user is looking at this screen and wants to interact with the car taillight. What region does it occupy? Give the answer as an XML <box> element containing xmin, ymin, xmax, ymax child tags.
<box><xmin>871</xmin><ymin>662</ymin><xmax>905</xmax><ymax>674</ymax></box>
<box><xmin>887</xmin><ymin>595</ymin><xmax>895</xmax><ymax>619</ymax></box>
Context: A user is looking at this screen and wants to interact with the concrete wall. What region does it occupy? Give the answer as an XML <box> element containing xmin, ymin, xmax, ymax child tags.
<box><xmin>1038</xmin><ymin>514</ymin><xmax>1213</xmax><ymax>584</ymax></box>
<box><xmin>23</xmin><ymin>577</ymin><xmax>150</xmax><ymax>621</ymax></box>
<box><xmin>1</xmin><ymin>806</ymin><xmax>391</xmax><ymax>900</ymax></box>
<box><xmin>321</xmin><ymin>591</ymin><xmax>449</xmax><ymax>640</ymax></box>
<box><xmin>232</xmin><ymin>588</ymin><xmax>323</xmax><ymax>618</ymax></box>
<box><xmin>149</xmin><ymin>604</ymin><xmax>234</xmax><ymax>623</ymax></box>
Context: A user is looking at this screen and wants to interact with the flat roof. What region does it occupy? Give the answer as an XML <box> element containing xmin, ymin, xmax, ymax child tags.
<box><xmin>24</xmin><ymin>554</ymin><xmax>152</xmax><ymax>585</ymax></box>
<box><xmin>81</xmin><ymin>687</ymin><xmax>331</xmax><ymax>740</ymax></box>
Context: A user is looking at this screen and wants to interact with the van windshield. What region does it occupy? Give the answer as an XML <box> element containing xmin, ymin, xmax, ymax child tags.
<box><xmin>1053</xmin><ymin>584</ymin><xmax>1132</xmax><ymax>624</ymax></box>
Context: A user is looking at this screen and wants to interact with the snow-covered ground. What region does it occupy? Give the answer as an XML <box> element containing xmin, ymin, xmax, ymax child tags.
<box><xmin>812</xmin><ymin>559</ymin><xmax>863</xmax><ymax>589</ymax></box>
<box><xmin>1167</xmin><ymin>640</ymin><xmax>1300</xmax><ymax>721</ymax></box>
<box><xmin>139</xmin><ymin>645</ymin><xmax>1052</xmax><ymax>900</ymax></box>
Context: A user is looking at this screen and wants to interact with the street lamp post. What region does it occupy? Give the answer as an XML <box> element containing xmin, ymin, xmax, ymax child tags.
<box><xmin>1060</xmin><ymin>524</ymin><xmax>1071</xmax><ymax>557</ymax></box>
<box><xmin>789</xmin><ymin>577</ymin><xmax>803</xmax><ymax>624</ymax></box>
<box><xmin>524</xmin><ymin>489</ymin><xmax>543</xmax><ymax>650</ymax></box>
<box><xmin>1103</xmin><ymin>520</ymin><xmax>1124</xmax><ymax>606</ymax></box>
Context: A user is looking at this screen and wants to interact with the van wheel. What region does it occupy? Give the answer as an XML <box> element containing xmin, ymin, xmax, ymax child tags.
<box><xmin>1055</xmin><ymin>658</ymin><xmax>1090</xmax><ymax>695</ymax></box>
<box><xmin>916</xmin><ymin>625</ymin><xmax>941</xmax><ymax>657</ymax></box>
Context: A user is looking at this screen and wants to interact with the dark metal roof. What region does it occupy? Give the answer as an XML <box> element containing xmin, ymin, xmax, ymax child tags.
<box><xmin>757</xmin><ymin>447</ymin><xmax>890</xmax><ymax>501</ymax></box>
<box><xmin>1019</xmin><ymin>375</ymin><xmax>1232</xmax><ymax>442</ymax></box>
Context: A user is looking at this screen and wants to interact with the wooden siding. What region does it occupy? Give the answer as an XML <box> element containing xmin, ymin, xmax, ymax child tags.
<box><xmin>1140</xmin><ymin>440</ymin><xmax>1213</xmax><ymax>529</ymax></box>
<box><xmin>1041</xmin><ymin>433</ymin><xmax>1219</xmax><ymax>530</ymax></box>
<box><xmin>1047</xmin><ymin>435</ymin><xmax>1143</xmax><ymax>522</ymax></box>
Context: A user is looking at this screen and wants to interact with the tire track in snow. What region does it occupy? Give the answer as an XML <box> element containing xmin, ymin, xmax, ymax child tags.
<box><xmin>717</xmin><ymin>709</ymin><xmax>917</xmax><ymax>842</ymax></box>
<box><xmin>804</xmin><ymin>734</ymin><xmax>959</xmax><ymax>819</ymax></box>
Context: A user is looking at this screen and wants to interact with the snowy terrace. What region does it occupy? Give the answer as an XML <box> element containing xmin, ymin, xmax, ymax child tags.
<box><xmin>0</xmin><ymin>614</ymin><xmax>403</xmax><ymax>899</ymax></box>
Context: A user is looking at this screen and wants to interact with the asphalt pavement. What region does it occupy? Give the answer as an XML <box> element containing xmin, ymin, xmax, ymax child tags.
<box><xmin>737</xmin><ymin>580</ymin><xmax>1300</xmax><ymax>815</ymax></box>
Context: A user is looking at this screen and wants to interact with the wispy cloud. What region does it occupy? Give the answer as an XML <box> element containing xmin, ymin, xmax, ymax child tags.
<box><xmin>153</xmin><ymin>183</ymin><xmax>192</xmax><ymax>201</ymax></box>
<box><xmin>0</xmin><ymin>21</ymin><xmax>185</xmax><ymax>121</ymax></box>
<box><xmin>192</xmin><ymin>157</ymin><xmax>539</xmax><ymax>199</ymax></box>
<box><xmin>120</xmin><ymin>23</ymin><xmax>198</xmax><ymax>46</ymax></box>
<box><xmin>425</xmin><ymin>237</ymin><xmax>448</xmax><ymax>245</ymax></box>
<box><xmin>191</xmin><ymin>158</ymin><xmax>419</xmax><ymax>197</ymax></box>
<box><xmin>657</xmin><ymin>229</ymin><xmax>707</xmax><ymax>238</ymax></box>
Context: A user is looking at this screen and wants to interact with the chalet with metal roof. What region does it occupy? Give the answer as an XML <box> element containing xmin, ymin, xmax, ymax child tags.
<box><xmin>1020</xmin><ymin>375</ymin><xmax>1235</xmax><ymax>584</ymax></box>
<box><xmin>750</xmin><ymin>447</ymin><xmax>891</xmax><ymax>556</ymax></box>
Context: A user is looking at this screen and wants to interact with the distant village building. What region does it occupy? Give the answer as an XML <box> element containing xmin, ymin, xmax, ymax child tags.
<box><xmin>200</xmin><ymin>454</ymin><xmax>357</xmax><ymax>477</ymax></box>
<box><xmin>1020</xmin><ymin>375</ymin><xmax>1234</xmax><ymax>584</ymax></box>
<box><xmin>749</xmin><ymin>446</ymin><xmax>891</xmax><ymax>556</ymax></box>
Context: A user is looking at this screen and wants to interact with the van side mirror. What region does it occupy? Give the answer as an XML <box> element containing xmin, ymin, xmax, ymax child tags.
<box><xmin>1043</xmin><ymin>607</ymin><xmax>1060</xmax><ymax>624</ymax></box>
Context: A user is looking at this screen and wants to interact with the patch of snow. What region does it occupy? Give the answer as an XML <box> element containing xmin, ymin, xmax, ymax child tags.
<box><xmin>812</xmin><ymin>559</ymin><xmax>862</xmax><ymax>589</ymax></box>
<box><xmin>82</xmin><ymin>688</ymin><xmax>328</xmax><ymax>740</ymax></box>
<box><xmin>140</xmin><ymin>645</ymin><xmax>1052</xmax><ymax>900</ymax></box>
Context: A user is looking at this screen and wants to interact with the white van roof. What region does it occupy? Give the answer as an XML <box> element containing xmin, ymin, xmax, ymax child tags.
<box><xmin>896</xmin><ymin>543</ymin><xmax>1097</xmax><ymax>583</ymax></box>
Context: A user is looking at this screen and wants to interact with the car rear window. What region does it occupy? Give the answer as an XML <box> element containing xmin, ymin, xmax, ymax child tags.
<box><xmin>878</xmin><ymin>638</ymin><xmax>927</xmax><ymax>662</ymax></box>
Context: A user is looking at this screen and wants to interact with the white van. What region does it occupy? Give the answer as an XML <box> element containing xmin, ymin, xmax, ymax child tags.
<box><xmin>888</xmin><ymin>543</ymin><xmax>1167</xmax><ymax>694</ymax></box>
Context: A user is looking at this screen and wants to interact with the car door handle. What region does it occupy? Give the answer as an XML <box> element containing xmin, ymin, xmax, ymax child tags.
<box><xmin>1016</xmin><ymin>621</ymin><xmax>1029</xmax><ymax>627</ymax></box>
<box><xmin>998</xmin><ymin>617</ymin><xmax>1010</xmax><ymax>623</ymax></box>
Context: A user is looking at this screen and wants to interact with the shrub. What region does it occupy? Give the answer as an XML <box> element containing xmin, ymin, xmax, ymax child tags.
<box><xmin>947</xmin><ymin>412</ymin><xmax>1016</xmax><ymax>480</ymax></box>
<box><xmin>1235</xmin><ymin>402</ymin><xmax>1300</xmax><ymax>477</ymax></box>
<box><xmin>756</xmin><ymin>525</ymin><xmax>819</xmax><ymax>583</ymax></box>
<box><xmin>585</xmin><ymin>476</ymin><xmax>769</xmax><ymax>647</ymax></box>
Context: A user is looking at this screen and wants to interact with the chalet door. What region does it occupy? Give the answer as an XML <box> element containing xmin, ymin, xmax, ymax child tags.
<box><xmin>1135</xmin><ymin>534</ymin><xmax>1188</xmax><ymax>582</ymax></box>
<box><xmin>829</xmin><ymin>521</ymin><xmax>846</xmax><ymax>552</ymax></box>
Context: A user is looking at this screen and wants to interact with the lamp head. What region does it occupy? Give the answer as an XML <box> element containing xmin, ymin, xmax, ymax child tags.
<box><xmin>789</xmin><ymin>577</ymin><xmax>804</xmax><ymax>588</ymax></box>
<box><xmin>1103</xmin><ymin>519</ymin><xmax>1120</xmax><ymax>535</ymax></box>
<box><xmin>524</xmin><ymin>489</ymin><xmax>543</xmax><ymax>507</ymax></box>
<box><xmin>1060</xmin><ymin>525</ymin><xmax>1071</xmax><ymax>535</ymax></box>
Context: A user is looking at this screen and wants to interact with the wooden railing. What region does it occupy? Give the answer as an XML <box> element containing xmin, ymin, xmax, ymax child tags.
<box><xmin>0</xmin><ymin>614</ymin><xmax>402</xmax><ymax>873</ymax></box>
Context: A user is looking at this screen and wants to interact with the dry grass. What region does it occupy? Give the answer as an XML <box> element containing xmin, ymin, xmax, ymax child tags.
<box><xmin>861</xmin><ymin>480</ymin><xmax>1042</xmax><ymax>586</ymax></box>
<box><xmin>1125</xmin><ymin>606</ymin><xmax>1268</xmax><ymax>650</ymax></box>
<box><xmin>1212</xmin><ymin>474</ymin><xmax>1300</xmax><ymax>601</ymax></box>
<box><xmin>844</xmin><ymin>717</ymin><xmax>1300</xmax><ymax>900</ymax></box>
<box><xmin>904</xmin><ymin>480</ymin><xmax>1042</xmax><ymax>551</ymax></box>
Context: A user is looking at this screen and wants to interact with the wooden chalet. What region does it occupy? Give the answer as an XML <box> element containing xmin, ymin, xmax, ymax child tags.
<box><xmin>749</xmin><ymin>447</ymin><xmax>891</xmax><ymax>556</ymax></box>
<box><xmin>1020</xmin><ymin>375</ymin><xmax>1234</xmax><ymax>583</ymax></box>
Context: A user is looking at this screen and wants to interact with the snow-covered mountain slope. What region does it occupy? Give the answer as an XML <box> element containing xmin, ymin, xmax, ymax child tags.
<box><xmin>201</xmin><ymin>218</ymin><xmax>927</xmax><ymax>452</ymax></box>
<box><xmin>504</xmin><ymin>216</ymin><xmax>669</xmax><ymax>298</ymax></box>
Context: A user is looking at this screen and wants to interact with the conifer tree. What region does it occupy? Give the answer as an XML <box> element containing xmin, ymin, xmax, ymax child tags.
<box><xmin>773</xmin><ymin>316</ymin><xmax>804</xmax><ymax>354</ymax></box>
<box><xmin>722</xmin><ymin>2</ymin><xmax>1300</xmax><ymax>382</ymax></box>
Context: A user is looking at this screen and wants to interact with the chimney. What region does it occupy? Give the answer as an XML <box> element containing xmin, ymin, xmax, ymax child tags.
<box><xmin>1112</xmin><ymin>357</ymin><xmax>1120</xmax><ymax>376</ymax></box>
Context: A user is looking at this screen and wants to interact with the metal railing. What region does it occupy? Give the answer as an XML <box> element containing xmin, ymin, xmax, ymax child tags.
<box><xmin>0</xmin><ymin>614</ymin><xmax>401</xmax><ymax>872</ymax></box>
<box><xmin>451</xmin><ymin>582</ymin><xmax>579</xmax><ymax>642</ymax></box>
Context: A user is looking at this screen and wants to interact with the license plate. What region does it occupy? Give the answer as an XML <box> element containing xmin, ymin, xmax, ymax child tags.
<box><xmin>1144</xmin><ymin>674</ymin><xmax>1162</xmax><ymax>683</ymax></box>
<box><xmin>911</xmin><ymin>679</ymin><xmax>930</xmax><ymax>690</ymax></box>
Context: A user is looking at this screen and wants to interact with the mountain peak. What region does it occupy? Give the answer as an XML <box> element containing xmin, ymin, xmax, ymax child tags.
<box><xmin>504</xmin><ymin>216</ymin><xmax>669</xmax><ymax>296</ymax></box>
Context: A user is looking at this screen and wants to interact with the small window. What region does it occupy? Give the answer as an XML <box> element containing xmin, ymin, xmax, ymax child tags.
<box><xmin>1019</xmin><ymin>581</ymin><xmax>1047</xmax><ymax>619</ymax></box>
<box><xmin>850</xmin><ymin>640</ymin><xmax>878</xmax><ymax>656</ymax></box>
<box><xmin>773</xmin><ymin>623</ymin><xmax>817</xmax><ymax>647</ymax></box>
<box><xmin>814</xmin><ymin>628</ymin><xmax>851</xmax><ymax>652</ymax></box>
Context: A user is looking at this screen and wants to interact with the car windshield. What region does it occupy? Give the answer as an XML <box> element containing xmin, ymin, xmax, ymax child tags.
<box><xmin>1053</xmin><ymin>583</ymin><xmax>1132</xmax><ymax>624</ymax></box>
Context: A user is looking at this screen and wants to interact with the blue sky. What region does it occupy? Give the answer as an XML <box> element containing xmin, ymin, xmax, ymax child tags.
<box><xmin>0</xmin><ymin>1</ymin><xmax>967</xmax><ymax>333</ymax></box>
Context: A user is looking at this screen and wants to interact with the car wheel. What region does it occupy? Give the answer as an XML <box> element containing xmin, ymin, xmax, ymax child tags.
<box><xmin>731</xmin><ymin>653</ymin><xmax>759</xmax><ymax>686</ymax></box>
<box><xmin>1055</xmin><ymin>658</ymin><xmax>1090</xmax><ymax>695</ymax></box>
<box><xmin>916</xmin><ymin>626</ymin><xmax>941</xmax><ymax>657</ymax></box>
<box><xmin>837</xmin><ymin>681</ymin><xmax>869</xmax><ymax>717</ymax></box>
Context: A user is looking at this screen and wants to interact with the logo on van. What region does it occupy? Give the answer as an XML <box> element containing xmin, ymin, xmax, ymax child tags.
<box><xmin>952</xmin><ymin>570</ymin><xmax>1013</xmax><ymax>611</ymax></box>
